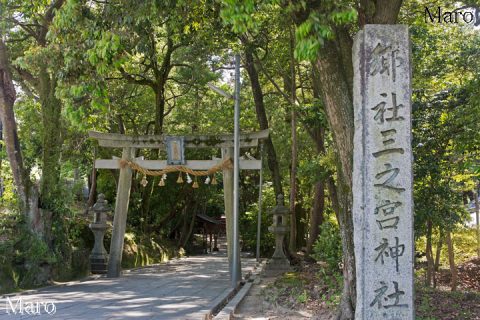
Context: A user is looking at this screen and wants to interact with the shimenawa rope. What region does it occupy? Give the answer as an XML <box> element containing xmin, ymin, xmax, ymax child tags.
<box><xmin>119</xmin><ymin>158</ymin><xmax>233</xmax><ymax>177</ymax></box>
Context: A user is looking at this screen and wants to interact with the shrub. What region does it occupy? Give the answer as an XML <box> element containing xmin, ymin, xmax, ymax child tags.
<box><xmin>312</xmin><ymin>221</ymin><xmax>342</xmax><ymax>271</ymax></box>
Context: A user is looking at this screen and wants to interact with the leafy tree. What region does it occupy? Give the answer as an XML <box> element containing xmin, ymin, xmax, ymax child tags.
<box><xmin>403</xmin><ymin>0</ymin><xmax>480</xmax><ymax>289</ymax></box>
<box><xmin>2</xmin><ymin>0</ymin><xmax>66</xmax><ymax>213</ymax></box>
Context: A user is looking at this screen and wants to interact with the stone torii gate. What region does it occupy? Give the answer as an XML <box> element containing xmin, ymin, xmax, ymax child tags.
<box><xmin>88</xmin><ymin>129</ymin><xmax>268</xmax><ymax>278</ymax></box>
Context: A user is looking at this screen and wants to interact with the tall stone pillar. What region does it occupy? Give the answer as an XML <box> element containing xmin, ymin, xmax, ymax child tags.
<box><xmin>353</xmin><ymin>25</ymin><xmax>414</xmax><ymax>319</ymax></box>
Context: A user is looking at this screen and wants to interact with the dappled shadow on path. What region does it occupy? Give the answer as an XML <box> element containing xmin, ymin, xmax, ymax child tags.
<box><xmin>0</xmin><ymin>256</ymin><xmax>256</xmax><ymax>319</ymax></box>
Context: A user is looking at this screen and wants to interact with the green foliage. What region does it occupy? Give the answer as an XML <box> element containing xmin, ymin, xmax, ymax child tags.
<box><xmin>220</xmin><ymin>0</ymin><xmax>259</xmax><ymax>34</ymax></box>
<box><xmin>0</xmin><ymin>211</ymin><xmax>56</xmax><ymax>290</ymax></box>
<box><xmin>121</xmin><ymin>233</ymin><xmax>182</xmax><ymax>269</ymax></box>
<box><xmin>0</xmin><ymin>161</ymin><xmax>19</xmax><ymax>206</ymax></box>
<box><xmin>294</xmin><ymin>12</ymin><xmax>333</xmax><ymax>61</ymax></box>
<box><xmin>317</xmin><ymin>267</ymin><xmax>342</xmax><ymax>306</ymax></box>
<box><xmin>298</xmin><ymin>148</ymin><xmax>335</xmax><ymax>187</ymax></box>
<box><xmin>405</xmin><ymin>0</ymin><xmax>480</xmax><ymax>239</ymax></box>
<box><xmin>264</xmin><ymin>272</ymin><xmax>309</xmax><ymax>307</ymax></box>
<box><xmin>416</xmin><ymin>227</ymin><xmax>479</xmax><ymax>266</ymax></box>
<box><xmin>240</xmin><ymin>184</ymin><xmax>276</xmax><ymax>256</ymax></box>
<box><xmin>312</xmin><ymin>220</ymin><xmax>342</xmax><ymax>271</ymax></box>
<box><xmin>17</xmin><ymin>234</ymin><xmax>57</xmax><ymax>288</ymax></box>
<box><xmin>295</xmin><ymin>6</ymin><xmax>357</xmax><ymax>61</ymax></box>
<box><xmin>220</xmin><ymin>0</ymin><xmax>357</xmax><ymax>61</ymax></box>
<box><xmin>296</xmin><ymin>289</ymin><xmax>308</xmax><ymax>303</ymax></box>
<box><xmin>416</xmin><ymin>289</ymin><xmax>435</xmax><ymax>320</ymax></box>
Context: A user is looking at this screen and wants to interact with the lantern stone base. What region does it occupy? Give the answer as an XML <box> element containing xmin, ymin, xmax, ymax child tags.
<box><xmin>90</xmin><ymin>255</ymin><xmax>109</xmax><ymax>274</ymax></box>
<box><xmin>265</xmin><ymin>231</ymin><xmax>291</xmax><ymax>276</ymax></box>
<box><xmin>264</xmin><ymin>257</ymin><xmax>292</xmax><ymax>277</ymax></box>
<box><xmin>89</xmin><ymin>221</ymin><xmax>109</xmax><ymax>275</ymax></box>
<box><xmin>89</xmin><ymin>194</ymin><xmax>111</xmax><ymax>275</ymax></box>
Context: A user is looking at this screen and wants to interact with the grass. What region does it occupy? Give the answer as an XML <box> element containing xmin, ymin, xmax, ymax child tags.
<box><xmin>261</xmin><ymin>265</ymin><xmax>343</xmax><ymax>313</ymax></box>
<box><xmin>415</xmin><ymin>280</ymin><xmax>480</xmax><ymax>319</ymax></box>
<box><xmin>262</xmin><ymin>272</ymin><xmax>310</xmax><ymax>307</ymax></box>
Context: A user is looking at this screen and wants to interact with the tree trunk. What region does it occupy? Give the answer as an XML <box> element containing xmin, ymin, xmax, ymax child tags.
<box><xmin>313</xmin><ymin>41</ymin><xmax>356</xmax><ymax>319</ymax></box>
<box><xmin>313</xmin><ymin>41</ymin><xmax>354</xmax><ymax>187</ymax></box>
<box><xmin>0</xmin><ymin>119</ymin><xmax>2</xmax><ymax>190</ymax></box>
<box><xmin>326</xmin><ymin>177</ymin><xmax>341</xmax><ymax>223</ymax></box>
<box><xmin>295</xmin><ymin>195</ymin><xmax>307</xmax><ymax>249</ymax></box>
<box><xmin>433</xmin><ymin>230</ymin><xmax>444</xmax><ymax>288</ymax></box>
<box><xmin>0</xmin><ymin>38</ymin><xmax>23</xmax><ymax>202</ymax></box>
<box><xmin>243</xmin><ymin>43</ymin><xmax>283</xmax><ymax>197</ymax></box>
<box><xmin>139</xmin><ymin>83</ymin><xmax>167</xmax><ymax>220</ymax></box>
<box><xmin>307</xmin><ymin>181</ymin><xmax>325</xmax><ymax>254</ymax></box>
<box><xmin>86</xmin><ymin>160</ymin><xmax>97</xmax><ymax>214</ymax></box>
<box><xmin>154</xmin><ymin>86</ymin><xmax>166</xmax><ymax>135</ymax></box>
<box><xmin>305</xmin><ymin>80</ymin><xmax>328</xmax><ymax>255</ymax></box>
<box><xmin>336</xmin><ymin>171</ymin><xmax>356</xmax><ymax>320</ymax></box>
<box><xmin>445</xmin><ymin>231</ymin><xmax>457</xmax><ymax>291</ymax></box>
<box><xmin>434</xmin><ymin>231</ymin><xmax>443</xmax><ymax>272</ymax></box>
<box><xmin>87</xmin><ymin>168</ymin><xmax>97</xmax><ymax>206</ymax></box>
<box><xmin>304</xmin><ymin>113</ymin><xmax>327</xmax><ymax>255</ymax></box>
<box><xmin>425</xmin><ymin>219</ymin><xmax>434</xmax><ymax>287</ymax></box>
<box><xmin>288</xmin><ymin>28</ymin><xmax>298</xmax><ymax>253</ymax></box>
<box><xmin>139</xmin><ymin>34</ymin><xmax>175</xmax><ymax>219</ymax></box>
<box><xmin>38</xmin><ymin>69</ymin><xmax>62</xmax><ymax>249</ymax></box>
<box><xmin>475</xmin><ymin>189</ymin><xmax>480</xmax><ymax>258</ymax></box>
<box><xmin>180</xmin><ymin>204</ymin><xmax>198</xmax><ymax>249</ymax></box>
<box><xmin>30</xmin><ymin>53</ymin><xmax>62</xmax><ymax>256</ymax></box>
<box><xmin>289</xmin><ymin>108</ymin><xmax>298</xmax><ymax>252</ymax></box>
<box><xmin>0</xmin><ymin>36</ymin><xmax>41</xmax><ymax>232</ymax></box>
<box><xmin>0</xmin><ymin>120</ymin><xmax>2</xmax><ymax>201</ymax></box>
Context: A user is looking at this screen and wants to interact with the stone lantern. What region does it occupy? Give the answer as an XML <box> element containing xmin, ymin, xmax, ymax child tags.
<box><xmin>265</xmin><ymin>194</ymin><xmax>291</xmax><ymax>275</ymax></box>
<box><xmin>89</xmin><ymin>194</ymin><xmax>110</xmax><ymax>274</ymax></box>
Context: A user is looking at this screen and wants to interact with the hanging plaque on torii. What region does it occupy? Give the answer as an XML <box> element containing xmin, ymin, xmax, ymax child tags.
<box><xmin>164</xmin><ymin>136</ymin><xmax>185</xmax><ymax>165</ymax></box>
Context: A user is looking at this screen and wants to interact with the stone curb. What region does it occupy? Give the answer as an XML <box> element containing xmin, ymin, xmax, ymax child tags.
<box><xmin>201</xmin><ymin>287</ymin><xmax>238</xmax><ymax>320</ymax></box>
<box><xmin>176</xmin><ymin>288</ymin><xmax>237</xmax><ymax>320</ymax></box>
<box><xmin>213</xmin><ymin>282</ymin><xmax>252</xmax><ymax>320</ymax></box>
<box><xmin>212</xmin><ymin>260</ymin><xmax>266</xmax><ymax>320</ymax></box>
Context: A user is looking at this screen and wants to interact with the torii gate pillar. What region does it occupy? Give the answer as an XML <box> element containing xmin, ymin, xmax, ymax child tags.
<box><xmin>107</xmin><ymin>147</ymin><xmax>135</xmax><ymax>277</ymax></box>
